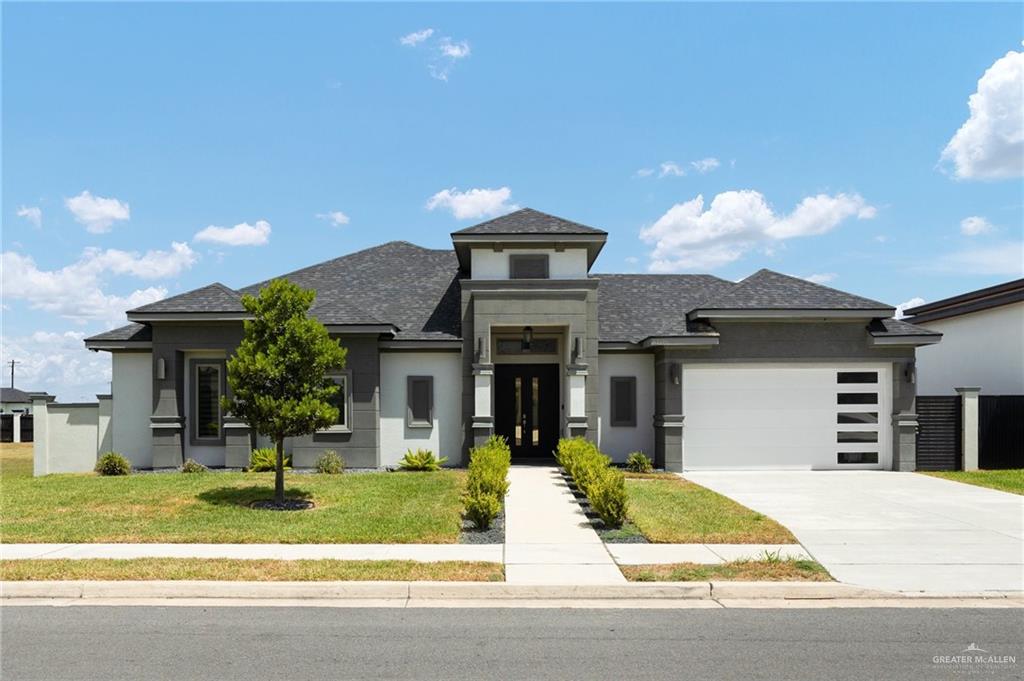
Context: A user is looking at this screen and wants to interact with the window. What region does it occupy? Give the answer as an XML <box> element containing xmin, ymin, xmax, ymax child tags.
<box><xmin>407</xmin><ymin>376</ymin><xmax>433</xmax><ymax>428</ymax></box>
<box><xmin>610</xmin><ymin>376</ymin><xmax>637</xmax><ymax>427</ymax></box>
<box><xmin>837</xmin><ymin>431</ymin><xmax>878</xmax><ymax>443</ymax></box>
<box><xmin>838</xmin><ymin>392</ymin><xmax>877</xmax><ymax>405</ymax></box>
<box><xmin>838</xmin><ymin>412</ymin><xmax>879</xmax><ymax>424</ymax></box>
<box><xmin>837</xmin><ymin>371</ymin><xmax>878</xmax><ymax>384</ymax></box>
<box><xmin>509</xmin><ymin>254</ymin><xmax>549</xmax><ymax>279</ymax></box>
<box><xmin>321</xmin><ymin>373</ymin><xmax>350</xmax><ymax>432</ymax></box>
<box><xmin>838</xmin><ymin>452</ymin><xmax>879</xmax><ymax>464</ymax></box>
<box><xmin>191</xmin><ymin>360</ymin><xmax>224</xmax><ymax>445</ymax></box>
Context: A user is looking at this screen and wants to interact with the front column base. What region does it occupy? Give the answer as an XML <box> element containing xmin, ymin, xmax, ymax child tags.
<box><xmin>654</xmin><ymin>414</ymin><xmax>684</xmax><ymax>472</ymax></box>
<box><xmin>893</xmin><ymin>411</ymin><xmax>919</xmax><ymax>472</ymax></box>
<box><xmin>150</xmin><ymin>416</ymin><xmax>185</xmax><ymax>469</ymax></box>
<box><xmin>224</xmin><ymin>418</ymin><xmax>252</xmax><ymax>468</ymax></box>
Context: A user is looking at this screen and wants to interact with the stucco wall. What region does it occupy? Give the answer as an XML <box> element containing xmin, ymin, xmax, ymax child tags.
<box><xmin>112</xmin><ymin>352</ymin><xmax>153</xmax><ymax>468</ymax></box>
<box><xmin>380</xmin><ymin>351</ymin><xmax>462</xmax><ymax>466</ymax></box>
<box><xmin>35</xmin><ymin>404</ymin><xmax>99</xmax><ymax>474</ymax></box>
<box><xmin>914</xmin><ymin>303</ymin><xmax>1024</xmax><ymax>396</ymax></box>
<box><xmin>598</xmin><ymin>352</ymin><xmax>655</xmax><ymax>462</ymax></box>
<box><xmin>470</xmin><ymin>248</ymin><xmax>588</xmax><ymax>280</ymax></box>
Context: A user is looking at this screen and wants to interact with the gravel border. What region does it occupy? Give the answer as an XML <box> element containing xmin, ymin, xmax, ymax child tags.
<box><xmin>558</xmin><ymin>469</ymin><xmax>650</xmax><ymax>544</ymax></box>
<box><xmin>459</xmin><ymin>507</ymin><xmax>505</xmax><ymax>544</ymax></box>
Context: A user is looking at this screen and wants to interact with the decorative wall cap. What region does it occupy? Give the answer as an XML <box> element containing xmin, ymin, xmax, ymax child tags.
<box><xmin>566</xmin><ymin>363</ymin><xmax>589</xmax><ymax>375</ymax></box>
<box><xmin>654</xmin><ymin>414</ymin><xmax>685</xmax><ymax>428</ymax></box>
<box><xmin>954</xmin><ymin>387</ymin><xmax>982</xmax><ymax>395</ymax></box>
<box><xmin>472</xmin><ymin>363</ymin><xmax>495</xmax><ymax>375</ymax></box>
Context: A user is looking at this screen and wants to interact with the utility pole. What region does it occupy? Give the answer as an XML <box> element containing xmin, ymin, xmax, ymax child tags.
<box><xmin>8</xmin><ymin>359</ymin><xmax>18</xmax><ymax>389</ymax></box>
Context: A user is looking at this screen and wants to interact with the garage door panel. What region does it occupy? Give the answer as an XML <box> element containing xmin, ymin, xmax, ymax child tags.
<box><xmin>683</xmin><ymin>363</ymin><xmax>890</xmax><ymax>470</ymax></box>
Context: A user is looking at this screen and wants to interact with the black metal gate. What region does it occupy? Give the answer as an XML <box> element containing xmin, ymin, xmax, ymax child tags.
<box><xmin>979</xmin><ymin>395</ymin><xmax>1024</xmax><ymax>470</ymax></box>
<box><xmin>19</xmin><ymin>415</ymin><xmax>34</xmax><ymax>443</ymax></box>
<box><xmin>916</xmin><ymin>395</ymin><xmax>962</xmax><ymax>470</ymax></box>
<box><xmin>0</xmin><ymin>415</ymin><xmax>12</xmax><ymax>443</ymax></box>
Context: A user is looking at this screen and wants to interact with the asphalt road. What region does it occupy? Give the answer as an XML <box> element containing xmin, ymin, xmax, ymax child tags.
<box><xmin>2</xmin><ymin>606</ymin><xmax>1022</xmax><ymax>680</ymax></box>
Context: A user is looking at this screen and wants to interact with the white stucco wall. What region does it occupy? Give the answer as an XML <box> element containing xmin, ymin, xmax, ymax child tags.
<box><xmin>379</xmin><ymin>352</ymin><xmax>462</xmax><ymax>466</ymax></box>
<box><xmin>914</xmin><ymin>302</ymin><xmax>1024</xmax><ymax>396</ymax></box>
<box><xmin>41</xmin><ymin>405</ymin><xmax>100</xmax><ymax>474</ymax></box>
<box><xmin>597</xmin><ymin>352</ymin><xmax>655</xmax><ymax>462</ymax></box>
<box><xmin>112</xmin><ymin>352</ymin><xmax>153</xmax><ymax>468</ymax></box>
<box><xmin>470</xmin><ymin>248</ymin><xmax>588</xmax><ymax>280</ymax></box>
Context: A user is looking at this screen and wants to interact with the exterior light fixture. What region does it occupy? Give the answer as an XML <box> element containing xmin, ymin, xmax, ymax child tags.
<box><xmin>522</xmin><ymin>326</ymin><xmax>533</xmax><ymax>352</ymax></box>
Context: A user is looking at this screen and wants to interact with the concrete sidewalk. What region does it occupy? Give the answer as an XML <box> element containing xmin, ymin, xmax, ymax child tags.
<box><xmin>1</xmin><ymin>544</ymin><xmax>503</xmax><ymax>562</ymax></box>
<box><xmin>503</xmin><ymin>466</ymin><xmax>625</xmax><ymax>584</ymax></box>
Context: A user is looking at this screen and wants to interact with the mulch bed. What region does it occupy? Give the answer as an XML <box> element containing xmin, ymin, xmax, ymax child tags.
<box><xmin>249</xmin><ymin>499</ymin><xmax>316</xmax><ymax>511</ymax></box>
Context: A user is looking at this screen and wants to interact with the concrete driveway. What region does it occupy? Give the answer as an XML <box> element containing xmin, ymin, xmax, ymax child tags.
<box><xmin>684</xmin><ymin>471</ymin><xmax>1024</xmax><ymax>594</ymax></box>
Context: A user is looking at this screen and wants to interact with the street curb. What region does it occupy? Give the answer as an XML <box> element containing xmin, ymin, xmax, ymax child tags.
<box><xmin>7</xmin><ymin>580</ymin><xmax>1016</xmax><ymax>601</ymax></box>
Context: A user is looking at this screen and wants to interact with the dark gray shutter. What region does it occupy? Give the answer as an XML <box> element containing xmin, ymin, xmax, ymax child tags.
<box><xmin>509</xmin><ymin>254</ymin><xmax>549</xmax><ymax>279</ymax></box>
<box><xmin>407</xmin><ymin>376</ymin><xmax>433</xmax><ymax>427</ymax></box>
<box><xmin>610</xmin><ymin>377</ymin><xmax>637</xmax><ymax>427</ymax></box>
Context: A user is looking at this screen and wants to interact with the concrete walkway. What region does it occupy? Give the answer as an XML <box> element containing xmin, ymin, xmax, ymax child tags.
<box><xmin>685</xmin><ymin>471</ymin><xmax>1024</xmax><ymax>593</ymax></box>
<box><xmin>503</xmin><ymin>466</ymin><xmax>625</xmax><ymax>584</ymax></box>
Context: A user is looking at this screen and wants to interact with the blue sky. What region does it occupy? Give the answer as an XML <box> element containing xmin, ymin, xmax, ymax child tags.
<box><xmin>3</xmin><ymin>2</ymin><xmax>1022</xmax><ymax>400</ymax></box>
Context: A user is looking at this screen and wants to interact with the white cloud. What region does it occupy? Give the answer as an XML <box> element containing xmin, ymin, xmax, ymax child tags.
<box><xmin>659</xmin><ymin>162</ymin><xmax>686</xmax><ymax>178</ymax></box>
<box><xmin>16</xmin><ymin>206</ymin><xmax>42</xmax><ymax>228</ymax></box>
<box><xmin>803</xmin><ymin>273</ymin><xmax>837</xmax><ymax>284</ymax></box>
<box><xmin>639</xmin><ymin>190</ymin><xmax>876</xmax><ymax>271</ymax></box>
<box><xmin>429</xmin><ymin>37</ymin><xmax>471</xmax><ymax>81</ymax></box>
<box><xmin>317</xmin><ymin>211</ymin><xmax>350</xmax><ymax>227</ymax></box>
<box><xmin>426</xmin><ymin>187</ymin><xmax>518</xmax><ymax>220</ymax></box>
<box><xmin>931</xmin><ymin>241</ymin><xmax>1024</xmax><ymax>276</ymax></box>
<box><xmin>690</xmin><ymin>157</ymin><xmax>721</xmax><ymax>174</ymax></box>
<box><xmin>635</xmin><ymin>168</ymin><xmax>655</xmax><ymax>178</ymax></box>
<box><xmin>625</xmin><ymin>256</ymin><xmax>639</xmax><ymax>265</ymax></box>
<box><xmin>439</xmin><ymin>38</ymin><xmax>471</xmax><ymax>59</ymax></box>
<box><xmin>895</xmin><ymin>297</ymin><xmax>926</xmax><ymax>319</ymax></box>
<box><xmin>960</xmin><ymin>215</ymin><xmax>994</xmax><ymax>236</ymax></box>
<box><xmin>0</xmin><ymin>242</ymin><xmax>196</xmax><ymax>323</ymax></box>
<box><xmin>941</xmin><ymin>48</ymin><xmax>1024</xmax><ymax>180</ymax></box>
<box><xmin>1</xmin><ymin>330</ymin><xmax>112</xmax><ymax>401</ymax></box>
<box><xmin>64</xmin><ymin>190</ymin><xmax>130</xmax><ymax>233</ymax></box>
<box><xmin>400</xmin><ymin>28</ymin><xmax>434</xmax><ymax>47</ymax></box>
<box><xmin>193</xmin><ymin>220</ymin><xmax>271</xmax><ymax>246</ymax></box>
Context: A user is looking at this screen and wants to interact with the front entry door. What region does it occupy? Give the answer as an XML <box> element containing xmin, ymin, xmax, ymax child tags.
<box><xmin>494</xmin><ymin>364</ymin><xmax>559</xmax><ymax>460</ymax></box>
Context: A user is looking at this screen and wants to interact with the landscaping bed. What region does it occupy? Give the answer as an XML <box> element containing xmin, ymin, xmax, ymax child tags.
<box><xmin>0</xmin><ymin>558</ymin><xmax>504</xmax><ymax>582</ymax></box>
<box><xmin>922</xmin><ymin>469</ymin><xmax>1024</xmax><ymax>495</ymax></box>
<box><xmin>0</xmin><ymin>469</ymin><xmax>467</xmax><ymax>544</ymax></box>
<box><xmin>621</xmin><ymin>559</ymin><xmax>831</xmax><ymax>582</ymax></box>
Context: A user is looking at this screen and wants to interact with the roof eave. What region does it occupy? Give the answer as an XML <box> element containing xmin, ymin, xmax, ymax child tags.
<box><xmin>868</xmin><ymin>334</ymin><xmax>943</xmax><ymax>347</ymax></box>
<box><xmin>127</xmin><ymin>312</ymin><xmax>252</xmax><ymax>322</ymax></box>
<box><xmin>688</xmin><ymin>308</ymin><xmax>896</xmax><ymax>321</ymax></box>
<box><xmin>85</xmin><ymin>341</ymin><xmax>154</xmax><ymax>352</ymax></box>
<box><xmin>451</xmin><ymin>233</ymin><xmax>608</xmax><ymax>270</ymax></box>
<box><xmin>640</xmin><ymin>335</ymin><xmax>720</xmax><ymax>348</ymax></box>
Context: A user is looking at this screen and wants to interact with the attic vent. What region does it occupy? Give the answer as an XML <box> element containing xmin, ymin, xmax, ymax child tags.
<box><xmin>510</xmin><ymin>254</ymin><xmax>549</xmax><ymax>279</ymax></box>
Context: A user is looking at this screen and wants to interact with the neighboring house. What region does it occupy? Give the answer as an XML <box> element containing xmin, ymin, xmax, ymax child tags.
<box><xmin>1</xmin><ymin>387</ymin><xmax>34</xmax><ymax>414</ymax></box>
<box><xmin>78</xmin><ymin>208</ymin><xmax>940</xmax><ymax>473</ymax></box>
<box><xmin>903</xmin><ymin>279</ymin><xmax>1024</xmax><ymax>396</ymax></box>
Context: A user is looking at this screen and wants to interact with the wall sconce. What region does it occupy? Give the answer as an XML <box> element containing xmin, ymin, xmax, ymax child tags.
<box><xmin>156</xmin><ymin>357</ymin><xmax>166</xmax><ymax>380</ymax></box>
<box><xmin>521</xmin><ymin>326</ymin><xmax>533</xmax><ymax>352</ymax></box>
<box><xmin>669</xmin><ymin>362</ymin><xmax>680</xmax><ymax>385</ymax></box>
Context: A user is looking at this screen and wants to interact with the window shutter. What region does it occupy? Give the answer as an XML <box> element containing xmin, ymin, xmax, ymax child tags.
<box><xmin>610</xmin><ymin>377</ymin><xmax>637</xmax><ymax>427</ymax></box>
<box><xmin>407</xmin><ymin>376</ymin><xmax>433</xmax><ymax>427</ymax></box>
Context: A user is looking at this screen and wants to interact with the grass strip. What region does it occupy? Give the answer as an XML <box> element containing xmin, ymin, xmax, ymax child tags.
<box><xmin>622</xmin><ymin>559</ymin><xmax>831</xmax><ymax>582</ymax></box>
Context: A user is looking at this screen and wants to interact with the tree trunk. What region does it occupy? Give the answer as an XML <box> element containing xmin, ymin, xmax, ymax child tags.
<box><xmin>275</xmin><ymin>438</ymin><xmax>285</xmax><ymax>504</ymax></box>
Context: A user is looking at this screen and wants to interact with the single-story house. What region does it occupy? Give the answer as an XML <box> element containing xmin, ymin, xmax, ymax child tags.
<box><xmin>903</xmin><ymin>278</ymin><xmax>1023</xmax><ymax>396</ymax></box>
<box><xmin>2</xmin><ymin>387</ymin><xmax>35</xmax><ymax>414</ymax></box>
<box><xmin>81</xmin><ymin>208</ymin><xmax>940</xmax><ymax>472</ymax></box>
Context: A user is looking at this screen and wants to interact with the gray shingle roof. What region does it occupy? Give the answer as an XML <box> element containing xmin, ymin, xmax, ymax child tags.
<box><xmin>869</xmin><ymin>318</ymin><xmax>941</xmax><ymax>337</ymax></box>
<box><xmin>240</xmin><ymin>241</ymin><xmax>462</xmax><ymax>340</ymax></box>
<box><xmin>85</xmin><ymin>323</ymin><xmax>152</xmax><ymax>343</ymax></box>
<box><xmin>695</xmin><ymin>269</ymin><xmax>893</xmax><ymax>312</ymax></box>
<box><xmin>596</xmin><ymin>274</ymin><xmax>734</xmax><ymax>343</ymax></box>
<box><xmin>129</xmin><ymin>283</ymin><xmax>244</xmax><ymax>314</ymax></box>
<box><xmin>452</xmin><ymin>208</ymin><xmax>607</xmax><ymax>236</ymax></box>
<box><xmin>1</xmin><ymin>387</ymin><xmax>31</xmax><ymax>403</ymax></box>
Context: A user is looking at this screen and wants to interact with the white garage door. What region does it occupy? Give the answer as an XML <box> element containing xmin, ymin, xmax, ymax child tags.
<box><xmin>682</xmin><ymin>363</ymin><xmax>891</xmax><ymax>470</ymax></box>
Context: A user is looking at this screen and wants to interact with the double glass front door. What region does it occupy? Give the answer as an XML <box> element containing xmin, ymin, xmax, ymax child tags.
<box><xmin>494</xmin><ymin>364</ymin><xmax>559</xmax><ymax>460</ymax></box>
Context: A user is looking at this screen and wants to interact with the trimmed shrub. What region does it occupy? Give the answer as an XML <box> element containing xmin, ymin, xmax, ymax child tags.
<box><xmin>180</xmin><ymin>458</ymin><xmax>208</xmax><ymax>474</ymax></box>
<box><xmin>625</xmin><ymin>451</ymin><xmax>654</xmax><ymax>474</ymax></box>
<box><xmin>398</xmin><ymin>448</ymin><xmax>447</xmax><ymax>471</ymax></box>
<box><xmin>95</xmin><ymin>452</ymin><xmax>131</xmax><ymax>476</ymax></box>
<box><xmin>315</xmin><ymin>450</ymin><xmax>344</xmax><ymax>475</ymax></box>
<box><xmin>249</xmin><ymin>448</ymin><xmax>290</xmax><ymax>472</ymax></box>
<box><xmin>464</xmin><ymin>491</ymin><xmax>502</xmax><ymax>530</ymax></box>
<box><xmin>589</xmin><ymin>468</ymin><xmax>628</xmax><ymax>527</ymax></box>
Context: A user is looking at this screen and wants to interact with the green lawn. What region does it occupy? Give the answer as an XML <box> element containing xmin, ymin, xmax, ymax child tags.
<box><xmin>0</xmin><ymin>558</ymin><xmax>503</xmax><ymax>581</ymax></box>
<box><xmin>0</xmin><ymin>443</ymin><xmax>33</xmax><ymax>479</ymax></box>
<box><xmin>622</xmin><ymin>558</ymin><xmax>831</xmax><ymax>582</ymax></box>
<box><xmin>623</xmin><ymin>473</ymin><xmax>796</xmax><ymax>544</ymax></box>
<box><xmin>1</xmin><ymin>465</ymin><xmax>467</xmax><ymax>544</ymax></box>
<box><xmin>922</xmin><ymin>469</ymin><xmax>1024</xmax><ymax>495</ymax></box>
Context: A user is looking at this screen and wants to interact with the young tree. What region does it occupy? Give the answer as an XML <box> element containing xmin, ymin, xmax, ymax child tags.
<box><xmin>222</xmin><ymin>279</ymin><xmax>347</xmax><ymax>505</ymax></box>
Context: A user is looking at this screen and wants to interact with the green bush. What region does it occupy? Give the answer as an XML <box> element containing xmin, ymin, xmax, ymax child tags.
<box><xmin>315</xmin><ymin>450</ymin><xmax>344</xmax><ymax>474</ymax></box>
<box><xmin>464</xmin><ymin>491</ymin><xmax>502</xmax><ymax>530</ymax></box>
<box><xmin>625</xmin><ymin>451</ymin><xmax>654</xmax><ymax>473</ymax></box>
<box><xmin>398</xmin><ymin>449</ymin><xmax>447</xmax><ymax>471</ymax></box>
<box><xmin>589</xmin><ymin>468</ymin><xmax>628</xmax><ymax>527</ymax></box>
<box><xmin>249</xmin><ymin>448</ymin><xmax>290</xmax><ymax>472</ymax></box>
<box><xmin>94</xmin><ymin>452</ymin><xmax>131</xmax><ymax>476</ymax></box>
<box><xmin>180</xmin><ymin>458</ymin><xmax>208</xmax><ymax>474</ymax></box>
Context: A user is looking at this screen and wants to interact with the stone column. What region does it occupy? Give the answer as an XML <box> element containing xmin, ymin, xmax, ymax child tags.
<box><xmin>956</xmin><ymin>387</ymin><xmax>981</xmax><ymax>471</ymax></box>
<box><xmin>566</xmin><ymin>363</ymin><xmax>589</xmax><ymax>437</ymax></box>
<box><xmin>654</xmin><ymin>351</ymin><xmax>684</xmax><ymax>472</ymax></box>
<box><xmin>31</xmin><ymin>394</ymin><xmax>54</xmax><ymax>476</ymax></box>
<box><xmin>892</xmin><ymin>412</ymin><xmax>919</xmax><ymax>471</ymax></box>
<box><xmin>223</xmin><ymin>417</ymin><xmax>252</xmax><ymax>468</ymax></box>
<box><xmin>96</xmin><ymin>394</ymin><xmax>113</xmax><ymax>454</ymax></box>
<box><xmin>470</xmin><ymin>363</ymin><xmax>494</xmax><ymax>448</ymax></box>
<box><xmin>12</xmin><ymin>413</ymin><xmax>21</xmax><ymax>444</ymax></box>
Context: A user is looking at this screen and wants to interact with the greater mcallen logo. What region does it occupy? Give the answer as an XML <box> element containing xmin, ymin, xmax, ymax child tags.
<box><xmin>933</xmin><ymin>643</ymin><xmax>1017</xmax><ymax>672</ymax></box>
